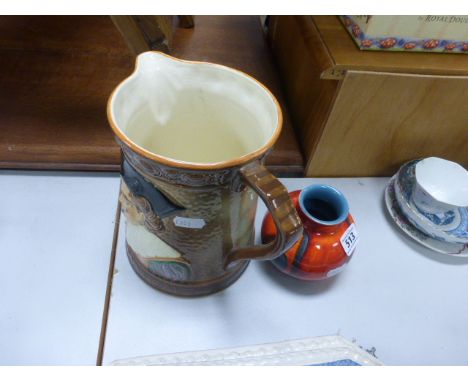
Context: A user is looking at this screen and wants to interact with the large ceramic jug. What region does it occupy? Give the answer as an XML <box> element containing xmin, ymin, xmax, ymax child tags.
<box><xmin>108</xmin><ymin>52</ymin><xmax>302</xmax><ymax>296</ymax></box>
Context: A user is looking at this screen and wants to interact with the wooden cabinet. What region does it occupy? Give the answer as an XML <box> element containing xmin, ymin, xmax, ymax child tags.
<box><xmin>268</xmin><ymin>16</ymin><xmax>468</xmax><ymax>177</ymax></box>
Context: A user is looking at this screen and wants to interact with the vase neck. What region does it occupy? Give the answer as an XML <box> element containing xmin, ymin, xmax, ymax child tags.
<box><xmin>298</xmin><ymin>185</ymin><xmax>349</xmax><ymax>232</ymax></box>
<box><xmin>298</xmin><ymin>209</ymin><xmax>345</xmax><ymax>233</ymax></box>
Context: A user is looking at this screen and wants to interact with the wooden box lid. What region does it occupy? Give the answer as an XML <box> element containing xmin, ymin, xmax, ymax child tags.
<box><xmin>304</xmin><ymin>16</ymin><xmax>468</xmax><ymax>80</ymax></box>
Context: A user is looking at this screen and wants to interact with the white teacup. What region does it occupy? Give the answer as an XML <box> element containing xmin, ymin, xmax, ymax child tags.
<box><xmin>411</xmin><ymin>157</ymin><xmax>468</xmax><ymax>237</ymax></box>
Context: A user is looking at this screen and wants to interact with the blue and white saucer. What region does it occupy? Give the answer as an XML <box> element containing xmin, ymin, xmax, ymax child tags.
<box><xmin>385</xmin><ymin>176</ymin><xmax>468</xmax><ymax>256</ymax></box>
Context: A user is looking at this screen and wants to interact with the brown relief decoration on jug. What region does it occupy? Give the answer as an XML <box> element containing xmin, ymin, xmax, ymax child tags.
<box><xmin>119</xmin><ymin>180</ymin><xmax>194</xmax><ymax>283</ymax></box>
<box><xmin>121</xmin><ymin>144</ymin><xmax>237</xmax><ymax>188</ymax></box>
<box><xmin>120</xmin><ymin>180</ymin><xmax>165</xmax><ymax>233</ymax></box>
<box><xmin>127</xmin><ymin>244</ymin><xmax>191</xmax><ymax>283</ymax></box>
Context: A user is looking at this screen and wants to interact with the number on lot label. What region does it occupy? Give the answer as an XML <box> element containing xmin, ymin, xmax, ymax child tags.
<box><xmin>340</xmin><ymin>223</ymin><xmax>359</xmax><ymax>256</ymax></box>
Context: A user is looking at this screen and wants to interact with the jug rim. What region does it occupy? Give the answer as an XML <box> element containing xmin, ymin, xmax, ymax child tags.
<box><xmin>107</xmin><ymin>52</ymin><xmax>283</xmax><ymax>170</ymax></box>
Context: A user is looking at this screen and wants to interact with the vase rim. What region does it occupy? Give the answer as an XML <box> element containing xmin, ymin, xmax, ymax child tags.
<box><xmin>298</xmin><ymin>184</ymin><xmax>349</xmax><ymax>226</ymax></box>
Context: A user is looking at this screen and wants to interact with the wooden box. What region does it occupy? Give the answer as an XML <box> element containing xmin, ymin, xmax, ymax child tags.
<box><xmin>268</xmin><ymin>16</ymin><xmax>468</xmax><ymax>177</ymax></box>
<box><xmin>341</xmin><ymin>15</ymin><xmax>468</xmax><ymax>53</ymax></box>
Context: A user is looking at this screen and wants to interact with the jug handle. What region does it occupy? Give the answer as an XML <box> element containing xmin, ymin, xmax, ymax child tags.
<box><xmin>224</xmin><ymin>161</ymin><xmax>303</xmax><ymax>269</ymax></box>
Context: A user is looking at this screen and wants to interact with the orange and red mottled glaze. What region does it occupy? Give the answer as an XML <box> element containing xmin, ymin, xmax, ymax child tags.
<box><xmin>261</xmin><ymin>190</ymin><xmax>356</xmax><ymax>280</ymax></box>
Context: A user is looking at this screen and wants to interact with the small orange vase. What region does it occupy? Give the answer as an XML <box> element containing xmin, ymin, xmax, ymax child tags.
<box><xmin>262</xmin><ymin>185</ymin><xmax>358</xmax><ymax>281</ymax></box>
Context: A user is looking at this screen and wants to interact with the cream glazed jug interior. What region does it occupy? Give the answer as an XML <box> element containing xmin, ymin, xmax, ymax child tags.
<box><xmin>109</xmin><ymin>52</ymin><xmax>280</xmax><ymax>164</ymax></box>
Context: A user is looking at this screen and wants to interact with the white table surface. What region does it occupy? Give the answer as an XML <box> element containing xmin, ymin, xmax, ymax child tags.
<box><xmin>0</xmin><ymin>171</ymin><xmax>120</xmax><ymax>365</ymax></box>
<box><xmin>103</xmin><ymin>177</ymin><xmax>468</xmax><ymax>366</ymax></box>
<box><xmin>2</xmin><ymin>173</ymin><xmax>466</xmax><ymax>365</ymax></box>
